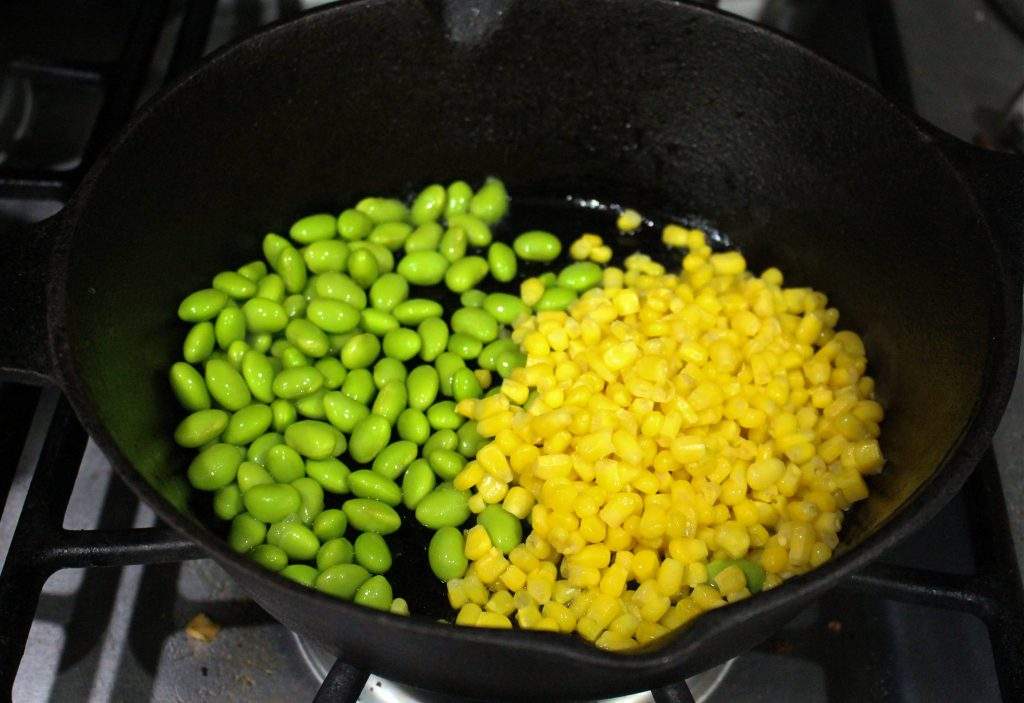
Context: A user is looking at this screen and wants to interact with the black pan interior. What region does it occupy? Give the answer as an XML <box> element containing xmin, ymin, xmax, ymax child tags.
<box><xmin>59</xmin><ymin>0</ymin><xmax>997</xmax><ymax>654</ymax></box>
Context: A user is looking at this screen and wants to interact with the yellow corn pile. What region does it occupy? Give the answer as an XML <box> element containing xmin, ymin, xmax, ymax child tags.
<box><xmin>449</xmin><ymin>227</ymin><xmax>884</xmax><ymax>650</ymax></box>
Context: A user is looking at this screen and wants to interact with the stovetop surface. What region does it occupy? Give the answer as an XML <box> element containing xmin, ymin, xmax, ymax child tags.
<box><xmin>1</xmin><ymin>0</ymin><xmax>1022</xmax><ymax>701</ymax></box>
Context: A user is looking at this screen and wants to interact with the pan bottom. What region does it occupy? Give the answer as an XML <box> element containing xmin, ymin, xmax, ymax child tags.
<box><xmin>293</xmin><ymin>631</ymin><xmax>735</xmax><ymax>702</ymax></box>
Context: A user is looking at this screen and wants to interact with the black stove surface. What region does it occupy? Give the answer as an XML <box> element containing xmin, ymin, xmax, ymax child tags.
<box><xmin>1</xmin><ymin>1</ymin><xmax>1022</xmax><ymax>701</ymax></box>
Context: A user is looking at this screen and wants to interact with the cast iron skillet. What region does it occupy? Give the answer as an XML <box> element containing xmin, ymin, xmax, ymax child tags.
<box><xmin>1</xmin><ymin>0</ymin><xmax>1022</xmax><ymax>699</ymax></box>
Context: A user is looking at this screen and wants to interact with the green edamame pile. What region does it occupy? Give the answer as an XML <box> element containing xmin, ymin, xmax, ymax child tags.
<box><xmin>170</xmin><ymin>177</ymin><xmax>600</xmax><ymax>616</ymax></box>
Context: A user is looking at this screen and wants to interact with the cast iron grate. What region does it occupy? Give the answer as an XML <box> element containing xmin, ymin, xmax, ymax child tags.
<box><xmin>0</xmin><ymin>1</ymin><xmax>1021</xmax><ymax>702</ymax></box>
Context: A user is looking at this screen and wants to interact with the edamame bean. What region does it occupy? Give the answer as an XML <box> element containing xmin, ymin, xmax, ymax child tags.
<box><xmin>353</xmin><ymin>575</ymin><xmax>393</xmax><ymax>611</ymax></box>
<box><xmin>317</xmin><ymin>537</ymin><xmax>354</xmax><ymax>570</ymax></box>
<box><xmin>295</xmin><ymin>389</ymin><xmax>327</xmax><ymax>419</ymax></box>
<box><xmin>393</xmin><ymin>299</ymin><xmax>443</xmax><ymax>325</ymax></box>
<box><xmin>417</xmin><ymin>317</ymin><xmax>449</xmax><ymax>361</ymax></box>
<box><xmin>411</xmin><ymin>183</ymin><xmax>446</xmax><ymax>224</ymax></box>
<box><xmin>423</xmin><ymin>429</ymin><xmax>459</xmax><ymax>456</ymax></box>
<box><xmin>478</xmin><ymin>339</ymin><xmax>517</xmax><ymax>370</ymax></box>
<box><xmin>483</xmin><ymin>293</ymin><xmax>528</xmax><ymax>325</ymax></box>
<box><xmin>285</xmin><ymin>420</ymin><xmax>342</xmax><ymax>459</ymax></box>
<box><xmin>315</xmin><ymin>357</ymin><xmax>348</xmax><ymax>389</ymax></box>
<box><xmin>401</xmin><ymin>459</ymin><xmax>436</xmax><ymax>509</ymax></box>
<box><xmin>538</xmin><ymin>272</ymin><xmax>557</xmax><ymax>286</ymax></box>
<box><xmin>170</xmin><ymin>362</ymin><xmax>211</xmax><ymax>410</ymax></box>
<box><xmin>306</xmin><ymin>457</ymin><xmax>350</xmax><ymax>494</ymax></box>
<box><xmin>460</xmin><ymin>289</ymin><xmax>486</xmax><ymax>308</ymax></box>
<box><xmin>373</xmin><ymin>358</ymin><xmax>407</xmax><ymax>388</ymax></box>
<box><xmin>290</xmin><ymin>213</ymin><xmax>337</xmax><ymax>243</ymax></box>
<box><xmin>397</xmin><ymin>251</ymin><xmax>449</xmax><ymax>285</ymax></box>
<box><xmin>226</xmin><ymin>340</ymin><xmax>250</xmax><ymax>368</ymax></box>
<box><xmin>341</xmin><ymin>333</ymin><xmax>381</xmax><ymax>369</ymax></box>
<box><xmin>241</xmin><ymin>351</ymin><xmax>276</xmax><ymax>402</ymax></box>
<box><xmin>292</xmin><ymin>477</ymin><xmax>325</xmax><ymax>524</ymax></box>
<box><xmin>360</xmin><ymin>308</ymin><xmax>399</xmax><ymax>336</ymax></box>
<box><xmin>244</xmin><ymin>483</ymin><xmax>301</xmax><ymax>522</ymax></box>
<box><xmin>272</xmin><ymin>365</ymin><xmax>324</xmax><ymax>399</ymax></box>
<box><xmin>513</xmin><ymin>230</ymin><xmax>562</xmax><ymax>261</ymax></box>
<box><xmin>369</xmin><ymin>221</ymin><xmax>413</xmax><ymax>251</ymax></box>
<box><xmin>457</xmin><ymin>421</ymin><xmax>487</xmax><ymax>457</ymax></box>
<box><xmin>213</xmin><ymin>270</ymin><xmax>258</xmax><ymax>299</ymax></box>
<box><xmin>557</xmin><ymin>261</ymin><xmax>603</xmax><ymax>291</ymax></box>
<box><xmin>306</xmin><ymin>298</ymin><xmax>360</xmax><ymax>334</ymax></box>
<box><xmin>487</xmin><ymin>242</ymin><xmax>517</xmax><ymax>282</ymax></box>
<box><xmin>351</xmin><ymin>241</ymin><xmax>394</xmax><ymax>273</ymax></box>
<box><xmin>468</xmin><ymin>177</ymin><xmax>508</xmax><ymax>225</ymax></box>
<box><xmin>236</xmin><ymin>260</ymin><xmax>267</xmax><ymax>282</ymax></box>
<box><xmin>369</xmin><ymin>273</ymin><xmax>409</xmax><ymax>311</ymax></box>
<box><xmin>178</xmin><ymin>288</ymin><xmax>228</xmax><ymax>322</ymax></box>
<box><xmin>477</xmin><ymin>505</ymin><xmax>522</xmax><ymax>553</ymax></box>
<box><xmin>349</xmin><ymin>414</ymin><xmax>392</xmax><ymax>463</ymax></box>
<box><xmin>445</xmin><ymin>180</ymin><xmax>473</xmax><ymax>218</ymax></box>
<box><xmin>249</xmin><ymin>544</ymin><xmax>288</xmax><ymax>572</ymax></box>
<box><xmin>237</xmin><ymin>461</ymin><xmax>274</xmax><ymax>491</ymax></box>
<box><xmin>438</xmin><ymin>226</ymin><xmax>467</xmax><ymax>262</ymax></box>
<box><xmin>271</xmin><ymin>398</ymin><xmax>297</xmax><ymax>432</ymax></box>
<box><xmin>427</xmin><ymin>448</ymin><xmax>466</xmax><ymax>480</ymax></box>
<box><xmin>249</xmin><ymin>333</ymin><xmax>273</xmax><ymax>353</ymax></box>
<box><xmin>183</xmin><ymin>322</ymin><xmax>216</xmax><ymax>363</ymax></box>
<box><xmin>281</xmin><ymin>564</ymin><xmax>318</xmax><ymax>587</ymax></box>
<box><xmin>263</xmin><ymin>233</ymin><xmax>291</xmax><ymax>263</ymax></box>
<box><xmin>213</xmin><ymin>484</ymin><xmax>243</xmax><ymax>520</ymax></box>
<box><xmin>267</xmin><ymin>521</ymin><xmax>320</xmax><ymax>560</ymax></box>
<box><xmin>313</xmin><ymin>509</ymin><xmax>348</xmax><ymax>541</ymax></box>
<box><xmin>275</xmin><ymin>247</ymin><xmax>308</xmax><ymax>294</ymax></box>
<box><xmin>285</xmin><ymin>319</ymin><xmax>329</xmax><ymax>357</ymax></box>
<box><xmin>354</xmin><ymin>533</ymin><xmax>392</xmax><ymax>574</ymax></box>
<box><xmin>535</xmin><ymin>286</ymin><xmax>577</xmax><ymax>311</ymax></box>
<box><xmin>340</xmin><ymin>368</ymin><xmax>376</xmax><ymax>405</ymax></box>
<box><xmin>495</xmin><ymin>348</ymin><xmax>526</xmax><ymax>378</ymax></box>
<box><xmin>337</xmin><ymin>208</ymin><xmax>373</xmax><ymax>241</ymax></box>
<box><xmin>356</xmin><ymin>197</ymin><xmax>409</xmax><ymax>224</ymax></box>
<box><xmin>404</xmin><ymin>222</ymin><xmax>443</xmax><ymax>253</ymax></box>
<box><xmin>427</xmin><ymin>401</ymin><xmax>462</xmax><ymax>430</ymax></box>
<box><xmin>396</xmin><ymin>408</ymin><xmax>430</xmax><ymax>444</ymax></box>
<box><xmin>347</xmin><ymin>248</ymin><xmax>379</xmax><ymax>287</ymax></box>
<box><xmin>228</xmin><ymin>513</ymin><xmax>266</xmax><ymax>553</ymax></box>
<box><xmin>371</xmin><ymin>380</ymin><xmax>407</xmax><ymax>424</ymax></box>
<box><xmin>415</xmin><ymin>486</ymin><xmax>470</xmax><ymax>528</ymax></box>
<box><xmin>266</xmin><ymin>444</ymin><xmax>305</xmax><ymax>482</ymax></box>
<box><xmin>247</xmin><ymin>432</ymin><xmax>283</xmax><ymax>465</ymax></box>
<box><xmin>428</xmin><ymin>526</ymin><xmax>468</xmax><ymax>581</ymax></box>
<box><xmin>447</xmin><ymin>333</ymin><xmax>482</xmax><ymax>360</ymax></box>
<box><xmin>434</xmin><ymin>353</ymin><xmax>465</xmax><ymax>396</ymax></box>
<box><xmin>447</xmin><ymin>213</ymin><xmax>492</xmax><ymax>247</ymax></box>
<box><xmin>323</xmin><ymin>391</ymin><xmax>370</xmax><ymax>434</ymax></box>
<box><xmin>280</xmin><ymin>346</ymin><xmax>308</xmax><ymax>369</ymax></box>
<box><xmin>382</xmin><ymin>328</ymin><xmax>421</xmax><ymax>361</ymax></box>
<box><xmin>315</xmin><ymin>272</ymin><xmax>367</xmax><ymax>308</ymax></box>
<box><xmin>406</xmin><ymin>365</ymin><xmax>440</xmax><ymax>410</ymax></box>
<box><xmin>342</xmin><ymin>498</ymin><xmax>401</xmax><ymax>534</ymax></box>
<box><xmin>372</xmin><ymin>440</ymin><xmax>417</xmax><ymax>480</ymax></box>
<box><xmin>450</xmin><ymin>307</ymin><xmax>498</xmax><ymax>342</ymax></box>
<box><xmin>451</xmin><ymin>367</ymin><xmax>483</xmax><ymax>401</ymax></box>
<box><xmin>302</xmin><ymin>240</ymin><xmax>349</xmax><ymax>273</ymax></box>
<box><xmin>257</xmin><ymin>273</ymin><xmax>286</xmax><ymax>302</ymax></box>
<box><xmin>242</xmin><ymin>297</ymin><xmax>288</xmax><ymax>333</ymax></box>
<box><xmin>223</xmin><ymin>404</ymin><xmax>272</xmax><ymax>445</ymax></box>
<box><xmin>316</xmin><ymin>563</ymin><xmax>371</xmax><ymax>600</ymax></box>
<box><xmin>205</xmin><ymin>359</ymin><xmax>251</xmax><ymax>410</ymax></box>
<box><xmin>444</xmin><ymin>256</ymin><xmax>489</xmax><ymax>293</ymax></box>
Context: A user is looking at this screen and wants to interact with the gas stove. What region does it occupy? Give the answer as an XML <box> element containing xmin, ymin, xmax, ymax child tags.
<box><xmin>2</xmin><ymin>1</ymin><xmax>1022</xmax><ymax>701</ymax></box>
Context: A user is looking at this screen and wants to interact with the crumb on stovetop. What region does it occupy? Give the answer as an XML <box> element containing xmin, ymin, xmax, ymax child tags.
<box><xmin>186</xmin><ymin>613</ymin><xmax>221</xmax><ymax>643</ymax></box>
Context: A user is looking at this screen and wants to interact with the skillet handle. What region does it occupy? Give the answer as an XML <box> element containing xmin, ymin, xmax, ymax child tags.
<box><xmin>0</xmin><ymin>213</ymin><xmax>60</xmax><ymax>385</ymax></box>
<box><xmin>934</xmin><ymin>140</ymin><xmax>1024</xmax><ymax>287</ymax></box>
